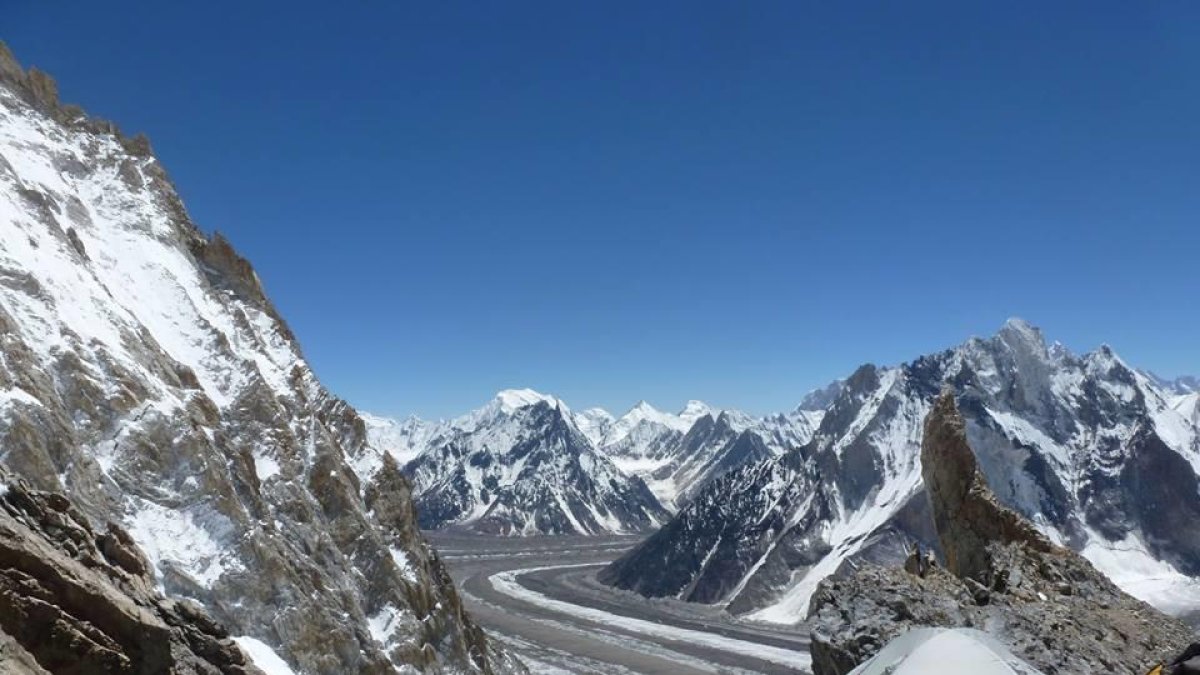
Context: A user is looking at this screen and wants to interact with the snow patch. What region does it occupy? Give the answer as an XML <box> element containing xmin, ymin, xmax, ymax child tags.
<box><xmin>495</xmin><ymin>388</ymin><xmax>567</xmax><ymax>414</ymax></box>
<box><xmin>0</xmin><ymin>387</ymin><xmax>41</xmax><ymax>418</ymax></box>
<box><xmin>1080</xmin><ymin>529</ymin><xmax>1200</xmax><ymax>615</ymax></box>
<box><xmin>124</xmin><ymin>499</ymin><xmax>235</xmax><ymax>589</ymax></box>
<box><xmin>389</xmin><ymin>546</ymin><xmax>419</xmax><ymax>584</ymax></box>
<box><xmin>253</xmin><ymin>452</ymin><xmax>280</xmax><ymax>482</ymax></box>
<box><xmin>367</xmin><ymin>604</ymin><xmax>410</xmax><ymax>649</ymax></box>
<box><xmin>233</xmin><ymin>637</ymin><xmax>297</xmax><ymax>675</ymax></box>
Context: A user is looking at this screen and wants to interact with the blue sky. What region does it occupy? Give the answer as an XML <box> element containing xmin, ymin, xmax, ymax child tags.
<box><xmin>7</xmin><ymin>2</ymin><xmax>1198</xmax><ymax>418</ymax></box>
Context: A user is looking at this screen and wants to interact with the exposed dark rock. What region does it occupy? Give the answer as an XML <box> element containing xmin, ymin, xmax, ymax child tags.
<box><xmin>0</xmin><ymin>470</ymin><xmax>258</xmax><ymax>674</ymax></box>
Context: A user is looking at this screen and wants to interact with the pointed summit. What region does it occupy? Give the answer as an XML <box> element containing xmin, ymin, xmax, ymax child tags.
<box><xmin>921</xmin><ymin>391</ymin><xmax>1055</xmax><ymax>582</ymax></box>
<box><xmin>995</xmin><ymin>317</ymin><xmax>1051</xmax><ymax>363</ymax></box>
<box><xmin>630</xmin><ymin>400</ymin><xmax>659</xmax><ymax>414</ymax></box>
<box><xmin>405</xmin><ymin>391</ymin><xmax>667</xmax><ymax>534</ymax></box>
<box><xmin>493</xmin><ymin>388</ymin><xmax>565</xmax><ymax>413</ymax></box>
<box><xmin>998</xmin><ymin>317</ymin><xmax>1045</xmax><ymax>345</ymax></box>
<box><xmin>678</xmin><ymin>400</ymin><xmax>714</xmax><ymax>425</ymax></box>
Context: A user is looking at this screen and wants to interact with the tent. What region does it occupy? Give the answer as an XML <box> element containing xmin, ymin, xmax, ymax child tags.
<box><xmin>848</xmin><ymin>628</ymin><xmax>1046</xmax><ymax>675</ymax></box>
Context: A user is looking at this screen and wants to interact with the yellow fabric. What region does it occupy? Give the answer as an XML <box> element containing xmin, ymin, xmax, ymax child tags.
<box><xmin>1147</xmin><ymin>665</ymin><xmax>1163</xmax><ymax>675</ymax></box>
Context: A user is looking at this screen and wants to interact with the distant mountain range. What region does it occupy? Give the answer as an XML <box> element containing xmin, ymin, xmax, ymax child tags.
<box><xmin>362</xmin><ymin>389</ymin><xmax>818</xmax><ymax>533</ymax></box>
<box><xmin>365</xmin><ymin>319</ymin><xmax>1200</xmax><ymax>629</ymax></box>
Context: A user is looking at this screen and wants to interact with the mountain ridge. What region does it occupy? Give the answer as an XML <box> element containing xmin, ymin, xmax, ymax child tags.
<box><xmin>600</xmin><ymin>318</ymin><xmax>1200</xmax><ymax>625</ymax></box>
<box><xmin>365</xmin><ymin>389</ymin><xmax>827</xmax><ymax>521</ymax></box>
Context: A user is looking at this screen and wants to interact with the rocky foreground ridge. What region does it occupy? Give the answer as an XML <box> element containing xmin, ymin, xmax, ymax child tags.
<box><xmin>0</xmin><ymin>467</ymin><xmax>258</xmax><ymax>674</ymax></box>
<box><xmin>0</xmin><ymin>42</ymin><xmax>521</xmax><ymax>673</ymax></box>
<box><xmin>808</xmin><ymin>391</ymin><xmax>1194</xmax><ymax>675</ymax></box>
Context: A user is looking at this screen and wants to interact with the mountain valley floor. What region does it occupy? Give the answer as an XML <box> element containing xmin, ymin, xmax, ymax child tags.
<box><xmin>428</xmin><ymin>531</ymin><xmax>813</xmax><ymax>674</ymax></box>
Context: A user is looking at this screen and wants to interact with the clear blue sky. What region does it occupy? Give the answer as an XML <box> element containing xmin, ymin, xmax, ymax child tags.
<box><xmin>7</xmin><ymin>2</ymin><xmax>1198</xmax><ymax>418</ymax></box>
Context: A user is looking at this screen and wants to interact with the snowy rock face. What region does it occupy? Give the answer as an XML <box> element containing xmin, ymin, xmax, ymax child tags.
<box><xmin>603</xmin><ymin>319</ymin><xmax>1200</xmax><ymax>623</ymax></box>
<box><xmin>621</xmin><ymin>410</ymin><xmax>813</xmax><ymax>510</ymax></box>
<box><xmin>399</xmin><ymin>391</ymin><xmax>669</xmax><ymax>535</ymax></box>
<box><xmin>0</xmin><ymin>44</ymin><xmax>520</xmax><ymax>674</ymax></box>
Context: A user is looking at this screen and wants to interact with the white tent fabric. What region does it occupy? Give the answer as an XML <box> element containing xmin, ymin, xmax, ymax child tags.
<box><xmin>848</xmin><ymin>628</ymin><xmax>1046</xmax><ymax>675</ymax></box>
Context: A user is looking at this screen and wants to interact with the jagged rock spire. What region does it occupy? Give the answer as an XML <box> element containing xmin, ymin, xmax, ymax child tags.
<box><xmin>921</xmin><ymin>389</ymin><xmax>1054</xmax><ymax>583</ymax></box>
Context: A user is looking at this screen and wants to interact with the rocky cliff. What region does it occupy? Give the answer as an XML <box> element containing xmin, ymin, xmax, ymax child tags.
<box><xmin>0</xmin><ymin>42</ymin><xmax>520</xmax><ymax>674</ymax></box>
<box><xmin>0</xmin><ymin>468</ymin><xmax>259</xmax><ymax>674</ymax></box>
<box><xmin>807</xmin><ymin>391</ymin><xmax>1194</xmax><ymax>675</ymax></box>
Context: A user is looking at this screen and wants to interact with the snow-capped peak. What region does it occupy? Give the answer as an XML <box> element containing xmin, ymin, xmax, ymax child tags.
<box><xmin>401</xmin><ymin>392</ymin><xmax>667</xmax><ymax>535</ymax></box>
<box><xmin>1048</xmin><ymin>340</ymin><xmax>1073</xmax><ymax>363</ymax></box>
<box><xmin>579</xmin><ymin>407</ymin><xmax>615</xmax><ymax>422</ymax></box>
<box><xmin>998</xmin><ymin>316</ymin><xmax>1049</xmax><ymax>357</ymax></box>
<box><xmin>679</xmin><ymin>400</ymin><xmax>715</xmax><ymax>425</ymax></box>
<box><xmin>574</xmin><ymin>407</ymin><xmax>616</xmax><ymax>446</ymax></box>
<box><xmin>606</xmin><ymin>400</ymin><xmax>692</xmax><ymax>444</ymax></box>
<box><xmin>493</xmin><ymin>388</ymin><xmax>567</xmax><ymax>414</ymax></box>
<box><xmin>631</xmin><ymin>399</ymin><xmax>658</xmax><ymax>413</ymax></box>
<box><xmin>359</xmin><ymin>412</ymin><xmax>435</xmax><ymax>468</ymax></box>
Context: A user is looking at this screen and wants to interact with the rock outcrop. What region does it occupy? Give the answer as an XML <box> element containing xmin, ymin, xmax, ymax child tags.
<box><xmin>0</xmin><ymin>468</ymin><xmax>258</xmax><ymax>674</ymax></box>
<box><xmin>808</xmin><ymin>391</ymin><xmax>1195</xmax><ymax>675</ymax></box>
<box><xmin>921</xmin><ymin>389</ymin><xmax>1056</xmax><ymax>583</ymax></box>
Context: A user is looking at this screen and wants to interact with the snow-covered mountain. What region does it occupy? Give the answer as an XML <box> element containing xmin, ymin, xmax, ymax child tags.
<box><xmin>600</xmin><ymin>404</ymin><xmax>823</xmax><ymax>510</ymax></box>
<box><xmin>396</xmin><ymin>390</ymin><xmax>669</xmax><ymax>535</ymax></box>
<box><xmin>1175</xmin><ymin>393</ymin><xmax>1200</xmax><ymax>427</ymax></box>
<box><xmin>368</xmin><ymin>394</ymin><xmax>825</xmax><ymax>520</ymax></box>
<box><xmin>1145</xmin><ymin>372</ymin><xmax>1200</xmax><ymax>396</ymax></box>
<box><xmin>591</xmin><ymin>400</ymin><xmax>712</xmax><ymax>506</ymax></box>
<box><xmin>572</xmin><ymin>398</ymin><xmax>822</xmax><ymax>510</ymax></box>
<box><xmin>572</xmin><ymin>406</ymin><xmax>616</xmax><ymax>447</ymax></box>
<box><xmin>361</xmin><ymin>411</ymin><xmax>437</xmax><ymax>467</ymax></box>
<box><xmin>601</xmin><ymin>319</ymin><xmax>1200</xmax><ymax>625</ymax></box>
<box><xmin>0</xmin><ymin>43</ymin><xmax>520</xmax><ymax>674</ymax></box>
